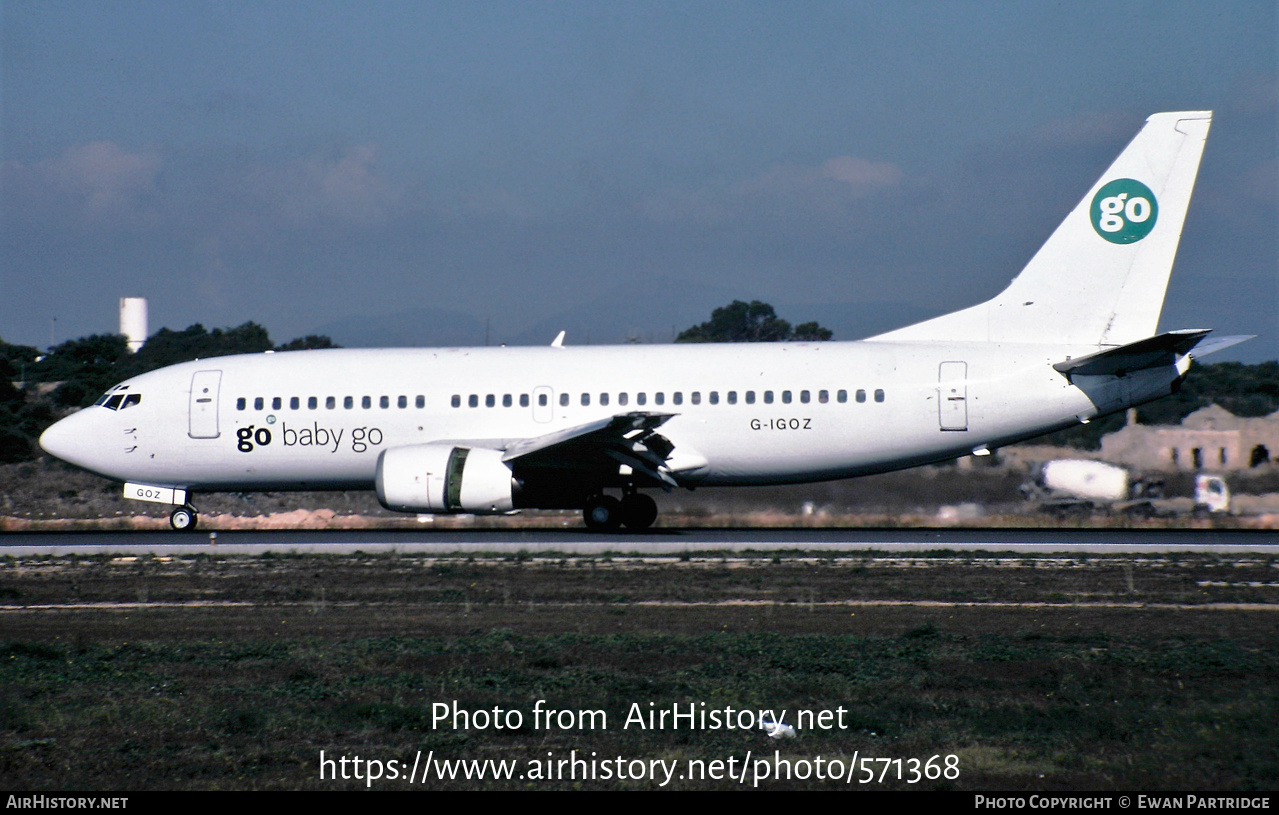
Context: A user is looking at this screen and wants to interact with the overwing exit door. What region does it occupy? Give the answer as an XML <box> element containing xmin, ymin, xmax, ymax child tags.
<box><xmin>532</xmin><ymin>386</ymin><xmax>554</xmax><ymax>423</ymax></box>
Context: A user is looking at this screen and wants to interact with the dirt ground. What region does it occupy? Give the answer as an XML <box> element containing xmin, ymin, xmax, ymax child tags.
<box><xmin>3</xmin><ymin>456</ymin><xmax>1278</xmax><ymax>531</ymax></box>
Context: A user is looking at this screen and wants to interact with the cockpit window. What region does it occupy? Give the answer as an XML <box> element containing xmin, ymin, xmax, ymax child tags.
<box><xmin>97</xmin><ymin>390</ymin><xmax>142</xmax><ymax>411</ymax></box>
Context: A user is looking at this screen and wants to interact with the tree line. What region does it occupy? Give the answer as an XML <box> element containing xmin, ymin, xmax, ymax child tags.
<box><xmin>0</xmin><ymin>322</ymin><xmax>334</xmax><ymax>462</ymax></box>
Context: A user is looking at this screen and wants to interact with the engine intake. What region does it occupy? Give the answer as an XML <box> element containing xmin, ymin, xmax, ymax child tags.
<box><xmin>375</xmin><ymin>444</ymin><xmax>515</xmax><ymax>514</ymax></box>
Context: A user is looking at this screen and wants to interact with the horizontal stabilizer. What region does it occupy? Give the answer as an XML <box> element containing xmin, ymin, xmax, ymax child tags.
<box><xmin>1053</xmin><ymin>330</ymin><xmax>1213</xmax><ymax>380</ymax></box>
<box><xmin>1184</xmin><ymin>334</ymin><xmax>1255</xmax><ymax>360</ymax></box>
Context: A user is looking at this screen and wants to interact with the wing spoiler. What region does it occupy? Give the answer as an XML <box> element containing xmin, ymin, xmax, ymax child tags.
<box><xmin>501</xmin><ymin>411</ymin><xmax>693</xmax><ymax>490</ymax></box>
<box><xmin>501</xmin><ymin>412</ymin><xmax>674</xmax><ymax>461</ymax></box>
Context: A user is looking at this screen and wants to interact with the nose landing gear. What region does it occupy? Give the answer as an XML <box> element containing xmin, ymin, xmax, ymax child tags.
<box><xmin>169</xmin><ymin>504</ymin><xmax>199</xmax><ymax>531</ymax></box>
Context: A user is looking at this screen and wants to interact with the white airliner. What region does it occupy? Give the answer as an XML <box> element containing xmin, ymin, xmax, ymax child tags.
<box><xmin>40</xmin><ymin>111</ymin><xmax>1250</xmax><ymax>531</ymax></box>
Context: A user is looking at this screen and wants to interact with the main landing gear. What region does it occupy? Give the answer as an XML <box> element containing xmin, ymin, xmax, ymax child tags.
<box><xmin>582</xmin><ymin>492</ymin><xmax>658</xmax><ymax>532</ymax></box>
<box><xmin>169</xmin><ymin>504</ymin><xmax>199</xmax><ymax>531</ymax></box>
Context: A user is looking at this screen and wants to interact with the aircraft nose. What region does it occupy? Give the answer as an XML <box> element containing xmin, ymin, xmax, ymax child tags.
<box><xmin>39</xmin><ymin>411</ymin><xmax>93</xmax><ymax>468</ymax></box>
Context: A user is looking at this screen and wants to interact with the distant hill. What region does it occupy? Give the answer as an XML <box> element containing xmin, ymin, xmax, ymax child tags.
<box><xmin>311</xmin><ymin>308</ymin><xmax>489</xmax><ymax>348</ymax></box>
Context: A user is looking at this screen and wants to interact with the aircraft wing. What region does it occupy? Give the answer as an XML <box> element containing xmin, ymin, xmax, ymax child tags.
<box><xmin>500</xmin><ymin>411</ymin><xmax>684</xmax><ymax>489</ymax></box>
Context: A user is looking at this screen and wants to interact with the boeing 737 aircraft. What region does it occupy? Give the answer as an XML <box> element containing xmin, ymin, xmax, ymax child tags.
<box><xmin>40</xmin><ymin>111</ymin><xmax>1250</xmax><ymax>531</ymax></box>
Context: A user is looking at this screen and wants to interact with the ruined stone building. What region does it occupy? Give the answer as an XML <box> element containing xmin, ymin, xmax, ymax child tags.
<box><xmin>1100</xmin><ymin>405</ymin><xmax>1278</xmax><ymax>472</ymax></box>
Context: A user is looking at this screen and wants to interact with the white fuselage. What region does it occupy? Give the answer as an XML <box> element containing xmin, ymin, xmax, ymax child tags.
<box><xmin>39</xmin><ymin>339</ymin><xmax>1123</xmax><ymax>494</ymax></box>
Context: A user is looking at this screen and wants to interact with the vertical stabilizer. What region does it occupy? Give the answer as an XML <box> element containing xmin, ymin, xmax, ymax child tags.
<box><xmin>869</xmin><ymin>111</ymin><xmax>1212</xmax><ymax>346</ymax></box>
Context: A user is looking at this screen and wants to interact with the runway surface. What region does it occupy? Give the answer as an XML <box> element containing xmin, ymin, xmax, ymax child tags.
<box><xmin>1</xmin><ymin>526</ymin><xmax>1275</xmax><ymax>556</ymax></box>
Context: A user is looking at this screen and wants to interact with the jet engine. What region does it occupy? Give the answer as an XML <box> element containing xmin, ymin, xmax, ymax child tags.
<box><xmin>375</xmin><ymin>444</ymin><xmax>515</xmax><ymax>514</ymax></box>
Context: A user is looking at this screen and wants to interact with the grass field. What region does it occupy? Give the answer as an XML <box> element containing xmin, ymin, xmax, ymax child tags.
<box><xmin>1</xmin><ymin>551</ymin><xmax>1276</xmax><ymax>790</ymax></box>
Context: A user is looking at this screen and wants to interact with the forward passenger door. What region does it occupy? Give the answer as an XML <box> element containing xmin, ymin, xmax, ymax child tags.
<box><xmin>189</xmin><ymin>370</ymin><xmax>222</xmax><ymax>438</ymax></box>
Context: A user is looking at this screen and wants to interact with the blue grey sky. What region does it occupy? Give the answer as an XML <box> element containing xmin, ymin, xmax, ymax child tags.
<box><xmin>3</xmin><ymin>1</ymin><xmax>1275</xmax><ymax>359</ymax></box>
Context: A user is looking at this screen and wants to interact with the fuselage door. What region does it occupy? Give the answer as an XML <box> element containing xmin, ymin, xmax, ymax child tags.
<box><xmin>532</xmin><ymin>386</ymin><xmax>554</xmax><ymax>423</ymax></box>
<box><xmin>189</xmin><ymin>370</ymin><xmax>222</xmax><ymax>439</ymax></box>
<box><xmin>938</xmin><ymin>361</ymin><xmax>968</xmax><ymax>431</ymax></box>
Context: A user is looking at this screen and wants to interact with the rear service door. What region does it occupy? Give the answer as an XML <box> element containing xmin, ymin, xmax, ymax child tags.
<box><xmin>938</xmin><ymin>361</ymin><xmax>968</xmax><ymax>431</ymax></box>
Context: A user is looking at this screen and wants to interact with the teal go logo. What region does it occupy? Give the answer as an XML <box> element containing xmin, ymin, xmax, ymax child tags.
<box><xmin>1091</xmin><ymin>178</ymin><xmax>1158</xmax><ymax>244</ymax></box>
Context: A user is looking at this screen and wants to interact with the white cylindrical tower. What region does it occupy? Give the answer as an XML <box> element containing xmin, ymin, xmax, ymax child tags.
<box><xmin>119</xmin><ymin>297</ymin><xmax>147</xmax><ymax>353</ymax></box>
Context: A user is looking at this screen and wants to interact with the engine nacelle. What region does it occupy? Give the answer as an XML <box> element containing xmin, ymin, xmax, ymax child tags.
<box><xmin>375</xmin><ymin>444</ymin><xmax>515</xmax><ymax>514</ymax></box>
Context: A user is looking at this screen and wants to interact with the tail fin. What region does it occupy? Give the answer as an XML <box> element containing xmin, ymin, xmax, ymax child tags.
<box><xmin>869</xmin><ymin>111</ymin><xmax>1212</xmax><ymax>347</ymax></box>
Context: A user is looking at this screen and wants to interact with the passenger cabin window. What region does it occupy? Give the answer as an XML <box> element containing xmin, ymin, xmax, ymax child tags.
<box><xmin>581</xmin><ymin>393</ymin><xmax>590</xmax><ymax>406</ymax></box>
<box><xmin>521</xmin><ymin>394</ymin><xmax>531</xmax><ymax>407</ymax></box>
<box><xmin>728</xmin><ymin>391</ymin><xmax>737</xmax><ymax>405</ymax></box>
<box><xmin>381</xmin><ymin>396</ymin><xmax>390</xmax><ymax>409</ymax></box>
<box><xmin>469</xmin><ymin>395</ymin><xmax>479</xmax><ymax>408</ymax></box>
<box><xmin>503</xmin><ymin>394</ymin><xmax>512</xmax><ymax>407</ymax></box>
<box><xmin>560</xmin><ymin>393</ymin><xmax>569</xmax><ymax>407</ymax></box>
<box><xmin>290</xmin><ymin>397</ymin><xmax>300</xmax><ymax>410</ymax></box>
<box><xmin>309</xmin><ymin>396</ymin><xmax>318</xmax><ymax>409</ymax></box>
<box><xmin>254</xmin><ymin>397</ymin><xmax>264</xmax><ymax>410</ymax></box>
<box><xmin>710</xmin><ymin>392</ymin><xmax>719</xmax><ymax>405</ymax></box>
<box><xmin>800</xmin><ymin>390</ymin><xmax>811</xmax><ymax>404</ymax></box>
<box><xmin>600</xmin><ymin>393</ymin><xmax>609</xmax><ymax>406</ymax></box>
<box><xmin>485</xmin><ymin>394</ymin><xmax>495</xmax><ymax>408</ymax></box>
<box><xmin>618</xmin><ymin>393</ymin><xmax>628</xmax><ymax>406</ymax></box>
<box><xmin>874</xmin><ymin>389</ymin><xmax>885</xmax><ymax>402</ymax></box>
<box><xmin>856</xmin><ymin>389</ymin><xmax>866</xmax><ymax>403</ymax></box>
<box><xmin>655</xmin><ymin>393</ymin><xmax>665</xmax><ymax>406</ymax></box>
<box><xmin>637</xmin><ymin>393</ymin><xmax>647</xmax><ymax>406</ymax></box>
<box><xmin>745</xmin><ymin>391</ymin><xmax>756</xmax><ymax>404</ymax></box>
<box><xmin>362</xmin><ymin>396</ymin><xmax>372</xmax><ymax>409</ymax></box>
<box><xmin>763</xmin><ymin>391</ymin><xmax>773</xmax><ymax>404</ymax></box>
<box><xmin>673</xmin><ymin>392</ymin><xmax>683</xmax><ymax>405</ymax></box>
<box><xmin>837</xmin><ymin>390</ymin><xmax>847</xmax><ymax>403</ymax></box>
<box><xmin>236</xmin><ymin>397</ymin><xmax>246</xmax><ymax>411</ymax></box>
<box><xmin>537</xmin><ymin>394</ymin><xmax>546</xmax><ymax>407</ymax></box>
<box><xmin>344</xmin><ymin>396</ymin><xmax>354</xmax><ymax>409</ymax></box>
<box><xmin>272</xmin><ymin>397</ymin><xmax>282</xmax><ymax>410</ymax></box>
<box><xmin>326</xmin><ymin>397</ymin><xmax>336</xmax><ymax>409</ymax></box>
<box><xmin>819</xmin><ymin>390</ymin><xmax>829</xmax><ymax>404</ymax></box>
<box><xmin>782</xmin><ymin>390</ymin><xmax>792</xmax><ymax>404</ymax></box>
<box><xmin>691</xmin><ymin>392</ymin><xmax>700</xmax><ymax>405</ymax></box>
<box><xmin>399</xmin><ymin>396</ymin><xmax>408</xmax><ymax>409</ymax></box>
<box><xmin>416</xmin><ymin>396</ymin><xmax>425</xmax><ymax>408</ymax></box>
